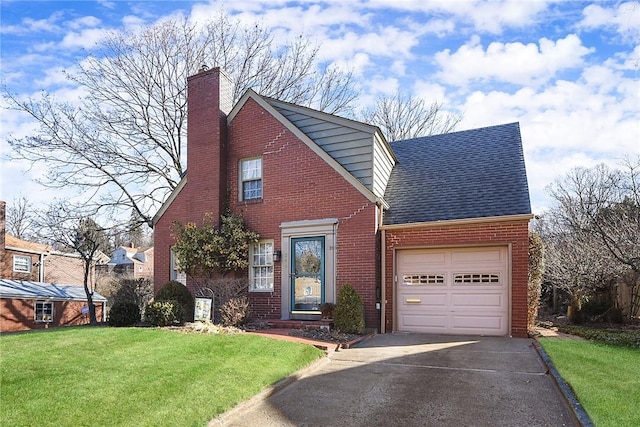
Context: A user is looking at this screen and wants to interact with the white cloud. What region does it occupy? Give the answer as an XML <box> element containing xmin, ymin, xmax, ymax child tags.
<box><xmin>69</xmin><ymin>16</ymin><xmax>101</xmax><ymax>30</ymax></box>
<box><xmin>579</xmin><ymin>1</ymin><xmax>640</xmax><ymax>42</ymax></box>
<box><xmin>364</xmin><ymin>0</ymin><xmax>552</xmax><ymax>34</ymax></box>
<box><xmin>60</xmin><ymin>28</ymin><xmax>108</xmax><ymax>49</ymax></box>
<box><xmin>435</xmin><ymin>34</ymin><xmax>594</xmax><ymax>88</ymax></box>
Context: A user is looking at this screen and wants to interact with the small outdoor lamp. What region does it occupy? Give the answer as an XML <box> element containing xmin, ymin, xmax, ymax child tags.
<box><xmin>273</xmin><ymin>250</ymin><xmax>282</xmax><ymax>262</ymax></box>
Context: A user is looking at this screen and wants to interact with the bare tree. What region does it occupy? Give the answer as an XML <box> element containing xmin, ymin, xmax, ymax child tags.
<box><xmin>538</xmin><ymin>214</ymin><xmax>617</xmax><ymax>315</ymax></box>
<box><xmin>4</xmin><ymin>13</ymin><xmax>358</xmax><ymax>226</ymax></box>
<box><xmin>6</xmin><ymin>196</ymin><xmax>38</xmax><ymax>240</ymax></box>
<box><xmin>5</xmin><ymin>11</ymin><xmax>459</xmax><ymax>227</ymax></box>
<box><xmin>38</xmin><ymin>203</ymin><xmax>111</xmax><ymax>325</ymax></box>
<box><xmin>545</xmin><ymin>157</ymin><xmax>640</xmax><ymax>317</ymax></box>
<box><xmin>360</xmin><ymin>90</ymin><xmax>461</xmax><ymax>141</ymax></box>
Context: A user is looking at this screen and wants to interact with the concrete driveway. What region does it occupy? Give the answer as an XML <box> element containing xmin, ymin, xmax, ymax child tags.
<box><xmin>212</xmin><ymin>333</ymin><xmax>579</xmax><ymax>427</ymax></box>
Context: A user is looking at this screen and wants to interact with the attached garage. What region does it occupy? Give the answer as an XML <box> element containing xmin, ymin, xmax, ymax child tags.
<box><xmin>395</xmin><ymin>246</ymin><xmax>509</xmax><ymax>336</ymax></box>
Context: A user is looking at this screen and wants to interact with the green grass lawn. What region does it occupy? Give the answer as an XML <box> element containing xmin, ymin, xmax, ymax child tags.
<box><xmin>539</xmin><ymin>338</ymin><xmax>640</xmax><ymax>427</ymax></box>
<box><xmin>1</xmin><ymin>326</ymin><xmax>324</xmax><ymax>427</ymax></box>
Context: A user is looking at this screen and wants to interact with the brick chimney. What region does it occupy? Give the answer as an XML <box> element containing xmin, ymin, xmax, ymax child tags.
<box><xmin>186</xmin><ymin>67</ymin><xmax>233</xmax><ymax>225</ymax></box>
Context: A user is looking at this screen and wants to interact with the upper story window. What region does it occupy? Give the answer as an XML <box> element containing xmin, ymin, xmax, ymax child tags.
<box><xmin>240</xmin><ymin>158</ymin><xmax>262</xmax><ymax>201</ymax></box>
<box><xmin>13</xmin><ymin>255</ymin><xmax>32</xmax><ymax>273</ymax></box>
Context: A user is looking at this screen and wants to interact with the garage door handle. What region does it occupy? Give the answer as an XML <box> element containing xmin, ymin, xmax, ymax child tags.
<box><xmin>406</xmin><ymin>298</ymin><xmax>421</xmax><ymax>303</ymax></box>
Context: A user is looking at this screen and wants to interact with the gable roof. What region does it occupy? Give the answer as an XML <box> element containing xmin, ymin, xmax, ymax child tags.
<box><xmin>383</xmin><ymin>122</ymin><xmax>531</xmax><ymax>225</ymax></box>
<box><xmin>4</xmin><ymin>234</ymin><xmax>50</xmax><ymax>254</ymax></box>
<box><xmin>229</xmin><ymin>89</ymin><xmax>380</xmax><ymax>204</ymax></box>
<box><xmin>0</xmin><ymin>279</ymin><xmax>107</xmax><ymax>302</ymax></box>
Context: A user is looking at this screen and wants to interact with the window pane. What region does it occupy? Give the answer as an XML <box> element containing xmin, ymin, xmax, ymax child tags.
<box><xmin>35</xmin><ymin>302</ymin><xmax>53</xmax><ymax>322</ymax></box>
<box><xmin>242</xmin><ymin>158</ymin><xmax>262</xmax><ymax>180</ymax></box>
<box><xmin>243</xmin><ymin>179</ymin><xmax>262</xmax><ymax>200</ymax></box>
<box><xmin>13</xmin><ymin>256</ymin><xmax>31</xmax><ymax>272</ymax></box>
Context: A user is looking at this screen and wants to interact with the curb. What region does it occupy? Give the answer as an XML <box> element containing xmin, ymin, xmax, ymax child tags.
<box><xmin>208</xmin><ymin>354</ymin><xmax>331</xmax><ymax>426</ymax></box>
<box><xmin>337</xmin><ymin>333</ymin><xmax>375</xmax><ymax>350</ymax></box>
<box><xmin>532</xmin><ymin>339</ymin><xmax>594</xmax><ymax>427</ymax></box>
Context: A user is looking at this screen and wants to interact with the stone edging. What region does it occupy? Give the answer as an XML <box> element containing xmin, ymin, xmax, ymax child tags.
<box><xmin>531</xmin><ymin>339</ymin><xmax>594</xmax><ymax>427</ymax></box>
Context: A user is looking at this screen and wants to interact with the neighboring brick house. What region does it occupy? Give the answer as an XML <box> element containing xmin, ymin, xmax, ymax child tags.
<box><xmin>0</xmin><ymin>201</ymin><xmax>109</xmax><ymax>286</ymax></box>
<box><xmin>99</xmin><ymin>245</ymin><xmax>154</xmax><ymax>280</ymax></box>
<box><xmin>0</xmin><ymin>279</ymin><xmax>107</xmax><ymax>332</ymax></box>
<box><xmin>0</xmin><ymin>201</ymin><xmax>109</xmax><ymax>332</ymax></box>
<box><xmin>154</xmin><ymin>68</ymin><xmax>532</xmax><ymax>337</ymax></box>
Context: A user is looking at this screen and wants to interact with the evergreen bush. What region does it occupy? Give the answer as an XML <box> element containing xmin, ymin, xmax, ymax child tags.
<box><xmin>333</xmin><ymin>284</ymin><xmax>365</xmax><ymax>334</ymax></box>
<box><xmin>144</xmin><ymin>300</ymin><xmax>184</xmax><ymax>326</ymax></box>
<box><xmin>155</xmin><ymin>280</ymin><xmax>194</xmax><ymax>322</ymax></box>
<box><xmin>107</xmin><ymin>301</ymin><xmax>141</xmax><ymax>327</ymax></box>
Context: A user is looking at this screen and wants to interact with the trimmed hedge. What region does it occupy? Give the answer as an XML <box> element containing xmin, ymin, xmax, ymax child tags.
<box><xmin>108</xmin><ymin>301</ymin><xmax>141</xmax><ymax>327</ymax></box>
<box><xmin>144</xmin><ymin>300</ymin><xmax>184</xmax><ymax>327</ymax></box>
<box><xmin>155</xmin><ymin>280</ymin><xmax>194</xmax><ymax>323</ymax></box>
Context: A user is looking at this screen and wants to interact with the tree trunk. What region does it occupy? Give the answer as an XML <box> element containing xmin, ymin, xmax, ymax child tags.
<box><xmin>84</xmin><ymin>261</ymin><xmax>98</xmax><ymax>325</ymax></box>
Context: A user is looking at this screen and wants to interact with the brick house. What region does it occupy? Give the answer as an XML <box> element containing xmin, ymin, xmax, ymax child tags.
<box><xmin>154</xmin><ymin>68</ymin><xmax>532</xmax><ymax>337</ymax></box>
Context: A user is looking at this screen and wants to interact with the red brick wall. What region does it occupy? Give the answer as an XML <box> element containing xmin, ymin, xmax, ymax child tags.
<box><xmin>228</xmin><ymin>98</ymin><xmax>379</xmax><ymax>328</ymax></box>
<box><xmin>383</xmin><ymin>219</ymin><xmax>530</xmax><ymax>337</ymax></box>
<box><xmin>0</xmin><ymin>298</ymin><xmax>105</xmax><ymax>332</ymax></box>
<box><xmin>0</xmin><ymin>249</ymin><xmax>41</xmax><ymax>281</ymax></box>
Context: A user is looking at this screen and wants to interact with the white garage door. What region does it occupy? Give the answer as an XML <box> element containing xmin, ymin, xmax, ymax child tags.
<box><xmin>396</xmin><ymin>247</ymin><xmax>509</xmax><ymax>336</ymax></box>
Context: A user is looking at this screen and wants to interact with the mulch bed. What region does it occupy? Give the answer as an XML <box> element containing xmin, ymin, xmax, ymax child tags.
<box><xmin>288</xmin><ymin>328</ymin><xmax>364</xmax><ymax>343</ymax></box>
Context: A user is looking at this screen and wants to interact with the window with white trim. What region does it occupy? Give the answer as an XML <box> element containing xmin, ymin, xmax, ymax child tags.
<box><xmin>170</xmin><ymin>248</ymin><xmax>186</xmax><ymax>285</ymax></box>
<box><xmin>13</xmin><ymin>255</ymin><xmax>31</xmax><ymax>273</ymax></box>
<box><xmin>240</xmin><ymin>158</ymin><xmax>262</xmax><ymax>200</ymax></box>
<box><xmin>250</xmin><ymin>240</ymin><xmax>274</xmax><ymax>292</ymax></box>
<box><xmin>35</xmin><ymin>301</ymin><xmax>53</xmax><ymax>323</ymax></box>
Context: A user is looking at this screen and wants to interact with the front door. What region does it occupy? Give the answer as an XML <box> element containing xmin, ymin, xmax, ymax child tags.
<box><xmin>290</xmin><ymin>236</ymin><xmax>324</xmax><ymax>319</ymax></box>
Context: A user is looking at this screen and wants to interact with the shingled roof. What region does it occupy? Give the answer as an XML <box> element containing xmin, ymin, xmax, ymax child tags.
<box><xmin>383</xmin><ymin>122</ymin><xmax>531</xmax><ymax>225</ymax></box>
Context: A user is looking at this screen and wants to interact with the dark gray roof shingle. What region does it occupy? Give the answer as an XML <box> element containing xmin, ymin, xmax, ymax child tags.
<box><xmin>383</xmin><ymin>122</ymin><xmax>531</xmax><ymax>225</ymax></box>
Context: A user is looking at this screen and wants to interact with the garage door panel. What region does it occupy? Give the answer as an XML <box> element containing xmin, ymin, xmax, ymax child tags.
<box><xmin>398</xmin><ymin>251</ymin><xmax>446</xmax><ymax>270</ymax></box>
<box><xmin>451</xmin><ymin>314</ymin><xmax>505</xmax><ymax>333</ymax></box>
<box><xmin>451</xmin><ymin>293</ymin><xmax>505</xmax><ymax>308</ymax></box>
<box><xmin>451</xmin><ymin>248</ymin><xmax>504</xmax><ymax>263</ymax></box>
<box><xmin>396</xmin><ymin>247</ymin><xmax>509</xmax><ymax>336</ymax></box>
<box><xmin>401</xmin><ymin>293</ymin><xmax>448</xmax><ymax>307</ymax></box>
<box><xmin>400</xmin><ymin>313</ymin><xmax>447</xmax><ymax>330</ymax></box>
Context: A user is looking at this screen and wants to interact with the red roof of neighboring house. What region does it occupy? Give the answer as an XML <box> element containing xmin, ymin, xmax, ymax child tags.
<box><xmin>4</xmin><ymin>234</ymin><xmax>50</xmax><ymax>253</ymax></box>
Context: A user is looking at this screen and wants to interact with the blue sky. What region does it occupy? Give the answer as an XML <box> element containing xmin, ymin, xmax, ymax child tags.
<box><xmin>1</xmin><ymin>0</ymin><xmax>639</xmax><ymax>218</ymax></box>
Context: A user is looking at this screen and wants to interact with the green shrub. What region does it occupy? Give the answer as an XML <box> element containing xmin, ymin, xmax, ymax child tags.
<box><xmin>219</xmin><ymin>296</ymin><xmax>251</xmax><ymax>327</ymax></box>
<box><xmin>558</xmin><ymin>325</ymin><xmax>640</xmax><ymax>349</ymax></box>
<box><xmin>144</xmin><ymin>300</ymin><xmax>184</xmax><ymax>327</ymax></box>
<box><xmin>333</xmin><ymin>284</ymin><xmax>365</xmax><ymax>334</ymax></box>
<box><xmin>108</xmin><ymin>301</ymin><xmax>141</xmax><ymax>327</ymax></box>
<box><xmin>155</xmin><ymin>280</ymin><xmax>194</xmax><ymax>322</ymax></box>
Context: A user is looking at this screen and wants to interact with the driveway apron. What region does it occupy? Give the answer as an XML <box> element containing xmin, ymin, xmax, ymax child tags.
<box><xmin>214</xmin><ymin>333</ymin><xmax>579</xmax><ymax>427</ymax></box>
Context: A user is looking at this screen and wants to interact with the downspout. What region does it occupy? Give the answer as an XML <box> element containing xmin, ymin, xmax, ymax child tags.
<box><xmin>39</xmin><ymin>253</ymin><xmax>45</xmax><ymax>282</ymax></box>
<box><xmin>380</xmin><ymin>228</ymin><xmax>386</xmax><ymax>333</ymax></box>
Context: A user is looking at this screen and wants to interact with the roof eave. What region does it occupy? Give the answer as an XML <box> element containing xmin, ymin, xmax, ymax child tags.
<box><xmin>381</xmin><ymin>213</ymin><xmax>534</xmax><ymax>230</ymax></box>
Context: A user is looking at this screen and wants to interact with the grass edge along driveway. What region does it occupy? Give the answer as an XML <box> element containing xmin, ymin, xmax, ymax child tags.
<box><xmin>1</xmin><ymin>327</ymin><xmax>324</xmax><ymax>427</ymax></box>
<box><xmin>538</xmin><ymin>338</ymin><xmax>640</xmax><ymax>427</ymax></box>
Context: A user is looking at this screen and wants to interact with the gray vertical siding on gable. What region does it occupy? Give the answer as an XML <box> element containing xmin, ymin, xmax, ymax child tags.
<box><xmin>372</xmin><ymin>135</ymin><xmax>395</xmax><ymax>198</ymax></box>
<box><xmin>276</xmin><ymin>105</ymin><xmax>375</xmax><ymax>190</ymax></box>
